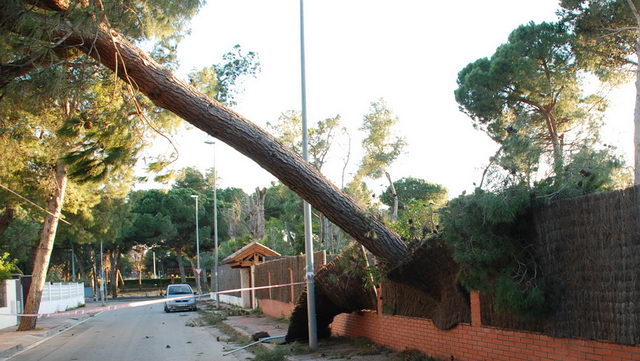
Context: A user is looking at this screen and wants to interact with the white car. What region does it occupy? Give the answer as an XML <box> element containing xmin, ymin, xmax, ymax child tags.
<box><xmin>164</xmin><ymin>284</ymin><xmax>197</xmax><ymax>312</ymax></box>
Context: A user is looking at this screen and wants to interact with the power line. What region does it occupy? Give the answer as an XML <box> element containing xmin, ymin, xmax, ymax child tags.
<box><xmin>0</xmin><ymin>182</ymin><xmax>71</xmax><ymax>225</ymax></box>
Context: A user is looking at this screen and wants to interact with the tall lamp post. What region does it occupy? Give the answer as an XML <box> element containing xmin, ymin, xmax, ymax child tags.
<box><xmin>205</xmin><ymin>140</ymin><xmax>220</xmax><ymax>307</ymax></box>
<box><xmin>191</xmin><ymin>194</ymin><xmax>201</xmax><ymax>293</ymax></box>
<box><xmin>300</xmin><ymin>0</ymin><xmax>318</xmax><ymax>349</ymax></box>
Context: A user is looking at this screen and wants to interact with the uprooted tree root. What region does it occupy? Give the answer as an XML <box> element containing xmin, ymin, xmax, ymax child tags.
<box><xmin>285</xmin><ymin>240</ymin><xmax>470</xmax><ymax>342</ymax></box>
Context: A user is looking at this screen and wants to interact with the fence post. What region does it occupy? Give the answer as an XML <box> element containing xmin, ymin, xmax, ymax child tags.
<box><xmin>289</xmin><ymin>268</ymin><xmax>294</xmax><ymax>304</ymax></box>
<box><xmin>250</xmin><ymin>265</ymin><xmax>256</xmax><ymax>309</ymax></box>
<box><xmin>268</xmin><ymin>271</ymin><xmax>272</xmax><ymax>300</ymax></box>
<box><xmin>471</xmin><ymin>290</ymin><xmax>482</xmax><ymax>327</ymax></box>
<box><xmin>376</xmin><ymin>283</ymin><xmax>383</xmax><ymax>315</ymax></box>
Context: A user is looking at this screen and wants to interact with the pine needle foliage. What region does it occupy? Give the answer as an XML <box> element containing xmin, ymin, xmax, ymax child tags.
<box><xmin>442</xmin><ymin>148</ymin><xmax>627</xmax><ymax>318</ymax></box>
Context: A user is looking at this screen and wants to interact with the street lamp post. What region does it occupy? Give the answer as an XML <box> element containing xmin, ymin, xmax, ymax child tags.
<box><xmin>100</xmin><ymin>240</ymin><xmax>105</xmax><ymax>306</ymax></box>
<box><xmin>191</xmin><ymin>194</ymin><xmax>201</xmax><ymax>293</ymax></box>
<box><xmin>205</xmin><ymin>140</ymin><xmax>220</xmax><ymax>307</ymax></box>
<box><xmin>299</xmin><ymin>0</ymin><xmax>318</xmax><ymax>349</ymax></box>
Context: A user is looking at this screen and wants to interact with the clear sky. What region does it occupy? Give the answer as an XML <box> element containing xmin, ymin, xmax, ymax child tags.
<box><xmin>137</xmin><ymin>0</ymin><xmax>634</xmax><ymax>198</ymax></box>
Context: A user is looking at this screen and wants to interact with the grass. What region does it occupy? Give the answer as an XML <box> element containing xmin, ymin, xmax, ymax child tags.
<box><xmin>215</xmin><ymin>322</ymin><xmax>251</xmax><ymax>344</ymax></box>
<box><xmin>253</xmin><ymin>345</ymin><xmax>291</xmax><ymax>361</ymax></box>
<box><xmin>392</xmin><ymin>349</ymin><xmax>439</xmax><ymax>361</ymax></box>
<box><xmin>352</xmin><ymin>337</ymin><xmax>392</xmax><ymax>356</ymax></box>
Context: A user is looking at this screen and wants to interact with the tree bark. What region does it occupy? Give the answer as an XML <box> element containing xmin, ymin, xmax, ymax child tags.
<box><xmin>385</xmin><ymin>171</ymin><xmax>398</xmax><ymax>222</ymax></box>
<box><xmin>109</xmin><ymin>249</ymin><xmax>120</xmax><ymax>298</ymax></box>
<box><xmin>175</xmin><ymin>249</ymin><xmax>186</xmax><ymax>283</ymax></box>
<box><xmin>17</xmin><ymin>162</ymin><xmax>67</xmax><ymax>331</ymax></box>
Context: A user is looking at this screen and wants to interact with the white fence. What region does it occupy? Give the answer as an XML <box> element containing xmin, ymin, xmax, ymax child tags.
<box><xmin>217</xmin><ymin>294</ymin><xmax>243</xmax><ymax>307</ymax></box>
<box><xmin>38</xmin><ymin>282</ymin><xmax>85</xmax><ymax>314</ymax></box>
<box><xmin>0</xmin><ymin>280</ymin><xmax>19</xmax><ymax>329</ymax></box>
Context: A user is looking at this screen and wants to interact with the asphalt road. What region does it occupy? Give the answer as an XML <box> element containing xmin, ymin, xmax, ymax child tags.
<box><xmin>10</xmin><ymin>302</ymin><xmax>239</xmax><ymax>361</ymax></box>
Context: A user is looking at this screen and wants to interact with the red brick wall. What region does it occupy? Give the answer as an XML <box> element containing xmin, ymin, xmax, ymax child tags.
<box><xmin>256</xmin><ymin>285</ymin><xmax>640</xmax><ymax>360</ymax></box>
<box><xmin>258</xmin><ymin>298</ymin><xmax>294</xmax><ymax>319</ymax></box>
<box><xmin>330</xmin><ymin>291</ymin><xmax>640</xmax><ymax>361</ymax></box>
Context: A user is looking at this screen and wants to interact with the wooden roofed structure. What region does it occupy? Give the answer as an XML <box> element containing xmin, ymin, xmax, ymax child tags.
<box><xmin>222</xmin><ymin>241</ymin><xmax>281</xmax><ymax>269</ymax></box>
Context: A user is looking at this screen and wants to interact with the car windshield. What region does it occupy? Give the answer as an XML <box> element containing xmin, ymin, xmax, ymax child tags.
<box><xmin>168</xmin><ymin>285</ymin><xmax>192</xmax><ymax>295</ymax></box>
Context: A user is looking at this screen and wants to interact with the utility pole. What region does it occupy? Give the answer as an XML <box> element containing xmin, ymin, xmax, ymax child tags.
<box><xmin>206</xmin><ymin>140</ymin><xmax>221</xmax><ymax>307</ymax></box>
<box><xmin>300</xmin><ymin>0</ymin><xmax>318</xmax><ymax>349</ymax></box>
<box><xmin>100</xmin><ymin>241</ymin><xmax>105</xmax><ymax>306</ymax></box>
<box><xmin>71</xmin><ymin>247</ymin><xmax>76</xmax><ymax>282</ymax></box>
<box><xmin>152</xmin><ymin>251</ymin><xmax>157</xmax><ymax>279</ymax></box>
<box><xmin>191</xmin><ymin>195</ymin><xmax>201</xmax><ymax>293</ymax></box>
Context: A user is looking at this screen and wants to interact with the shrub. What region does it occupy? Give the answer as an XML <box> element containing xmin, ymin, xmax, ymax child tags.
<box><xmin>0</xmin><ymin>253</ymin><xmax>17</xmax><ymax>281</ymax></box>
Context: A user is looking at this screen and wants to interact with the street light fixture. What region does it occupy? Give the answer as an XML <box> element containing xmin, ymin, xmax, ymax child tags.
<box><xmin>205</xmin><ymin>139</ymin><xmax>220</xmax><ymax>307</ymax></box>
<box><xmin>190</xmin><ymin>194</ymin><xmax>201</xmax><ymax>293</ymax></box>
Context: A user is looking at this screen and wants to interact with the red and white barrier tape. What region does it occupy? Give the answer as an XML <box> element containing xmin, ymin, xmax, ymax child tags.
<box><xmin>1</xmin><ymin>281</ymin><xmax>307</xmax><ymax>318</ymax></box>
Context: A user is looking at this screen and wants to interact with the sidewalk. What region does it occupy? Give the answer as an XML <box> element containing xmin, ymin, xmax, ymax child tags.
<box><xmin>223</xmin><ymin>313</ymin><xmax>396</xmax><ymax>361</ymax></box>
<box><xmin>0</xmin><ymin>301</ymin><xmax>104</xmax><ymax>360</ymax></box>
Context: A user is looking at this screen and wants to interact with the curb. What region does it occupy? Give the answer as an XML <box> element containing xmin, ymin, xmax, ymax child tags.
<box><xmin>0</xmin><ymin>344</ymin><xmax>23</xmax><ymax>359</ymax></box>
<box><xmin>0</xmin><ymin>312</ymin><xmax>102</xmax><ymax>361</ymax></box>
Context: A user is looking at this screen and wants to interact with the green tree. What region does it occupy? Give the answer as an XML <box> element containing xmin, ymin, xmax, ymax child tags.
<box><xmin>449</xmin><ymin>20</ymin><xmax>628</xmax><ymax>318</ymax></box>
<box><xmin>267</xmin><ymin>111</ymin><xmax>343</xmax><ymax>249</ymax></box>
<box><xmin>381</xmin><ymin>178</ymin><xmax>448</xmax><ymax>243</ymax></box>
<box><xmin>268</xmin><ymin>111</ymin><xmax>341</xmax><ymax>171</ymax></box>
<box><xmin>560</xmin><ymin>0</ymin><xmax>640</xmax><ymax>184</ymax></box>
<box><xmin>348</xmin><ymin>99</ymin><xmax>406</xmax><ymax>218</ymax></box>
<box><xmin>380</xmin><ymin>177</ymin><xmax>448</xmax><ymax>211</ymax></box>
<box><xmin>0</xmin><ymin>253</ymin><xmax>18</xmax><ymax>281</ymax></box>
<box><xmin>455</xmin><ymin>22</ymin><xmax>607</xmax><ymax>180</ymax></box>
<box><xmin>0</xmin><ymin>0</ymin><xmax>263</xmax><ymax>327</ymax></box>
<box><xmin>264</xmin><ymin>182</ymin><xmax>305</xmax><ymax>253</ymax></box>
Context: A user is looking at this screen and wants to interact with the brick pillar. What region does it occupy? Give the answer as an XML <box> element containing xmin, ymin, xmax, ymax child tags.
<box><xmin>470</xmin><ymin>290</ymin><xmax>482</xmax><ymax>327</ymax></box>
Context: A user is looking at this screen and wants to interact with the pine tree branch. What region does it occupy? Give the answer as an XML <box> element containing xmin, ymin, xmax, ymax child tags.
<box><xmin>0</xmin><ymin>45</ymin><xmax>73</xmax><ymax>87</ymax></box>
<box><xmin>24</xmin><ymin>0</ymin><xmax>70</xmax><ymax>12</ymax></box>
<box><xmin>626</xmin><ymin>0</ymin><xmax>640</xmax><ymax>27</ymax></box>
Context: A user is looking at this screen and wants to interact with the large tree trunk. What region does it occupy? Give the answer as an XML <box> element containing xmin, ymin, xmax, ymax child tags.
<box><xmin>75</xmin><ymin>247</ymin><xmax>88</xmax><ymax>284</ymax></box>
<box><xmin>244</xmin><ymin>188</ymin><xmax>266</xmax><ymax>239</ymax></box>
<box><xmin>225</xmin><ymin>206</ymin><xmax>240</xmax><ymax>240</ymax></box>
<box><xmin>109</xmin><ymin>249</ymin><xmax>120</xmax><ymax>298</ymax></box>
<box><xmin>175</xmin><ymin>249</ymin><xmax>187</xmax><ymax>283</ymax></box>
<box><xmin>17</xmin><ymin>162</ymin><xmax>67</xmax><ymax>331</ymax></box>
<box><xmin>10</xmin><ymin>15</ymin><xmax>409</xmax><ymax>266</ymax></box>
<box><xmin>91</xmin><ymin>249</ymin><xmax>99</xmax><ymax>300</ymax></box>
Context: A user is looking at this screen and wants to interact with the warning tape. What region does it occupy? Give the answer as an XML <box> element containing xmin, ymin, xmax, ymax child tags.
<box><xmin>1</xmin><ymin>281</ymin><xmax>307</xmax><ymax>318</ymax></box>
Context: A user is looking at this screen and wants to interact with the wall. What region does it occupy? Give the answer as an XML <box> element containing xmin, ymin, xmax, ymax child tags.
<box><xmin>218</xmin><ymin>294</ymin><xmax>243</xmax><ymax>307</ymax></box>
<box><xmin>331</xmin><ymin>291</ymin><xmax>640</xmax><ymax>361</ymax></box>
<box><xmin>38</xmin><ymin>282</ymin><xmax>85</xmax><ymax>314</ymax></box>
<box><xmin>257</xmin><ymin>298</ymin><xmax>294</xmax><ymax>319</ymax></box>
<box><xmin>0</xmin><ymin>280</ymin><xmax>19</xmax><ymax>330</ymax></box>
<box><xmin>239</xmin><ymin>269</ymin><xmax>251</xmax><ymax>309</ymax></box>
<box><xmin>218</xmin><ymin>265</ymin><xmax>241</xmax><ymax>297</ymax></box>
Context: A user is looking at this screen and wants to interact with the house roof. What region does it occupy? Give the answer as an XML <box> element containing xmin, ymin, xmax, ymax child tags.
<box><xmin>222</xmin><ymin>241</ymin><xmax>281</xmax><ymax>268</ymax></box>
